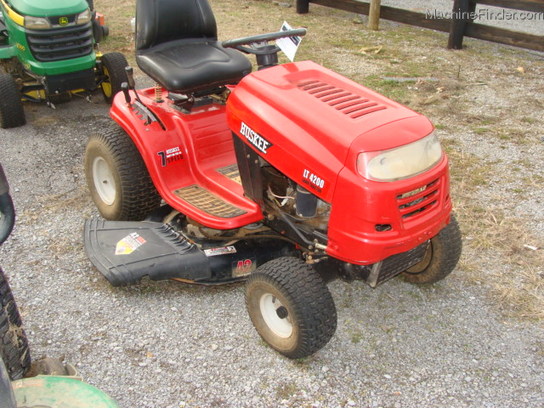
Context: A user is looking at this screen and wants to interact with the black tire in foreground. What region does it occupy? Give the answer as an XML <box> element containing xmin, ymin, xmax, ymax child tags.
<box><xmin>85</xmin><ymin>125</ymin><xmax>161</xmax><ymax>221</ymax></box>
<box><xmin>245</xmin><ymin>257</ymin><xmax>337</xmax><ymax>359</ymax></box>
<box><xmin>0</xmin><ymin>74</ymin><xmax>25</xmax><ymax>129</ymax></box>
<box><xmin>402</xmin><ymin>215</ymin><xmax>462</xmax><ymax>284</ymax></box>
<box><xmin>0</xmin><ymin>193</ymin><xmax>14</xmax><ymax>246</ymax></box>
<box><xmin>99</xmin><ymin>52</ymin><xmax>128</xmax><ymax>104</ymax></box>
<box><xmin>0</xmin><ymin>267</ymin><xmax>31</xmax><ymax>380</ymax></box>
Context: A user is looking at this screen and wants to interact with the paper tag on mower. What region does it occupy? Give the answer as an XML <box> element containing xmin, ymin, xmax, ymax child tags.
<box><xmin>276</xmin><ymin>21</ymin><xmax>303</xmax><ymax>62</ymax></box>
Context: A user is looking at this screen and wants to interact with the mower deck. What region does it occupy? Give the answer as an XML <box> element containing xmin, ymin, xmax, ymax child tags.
<box><xmin>84</xmin><ymin>217</ymin><xmax>295</xmax><ymax>286</ymax></box>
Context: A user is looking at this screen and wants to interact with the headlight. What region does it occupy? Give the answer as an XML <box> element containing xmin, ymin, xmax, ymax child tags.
<box><xmin>357</xmin><ymin>132</ymin><xmax>443</xmax><ymax>182</ymax></box>
<box><xmin>76</xmin><ymin>8</ymin><xmax>92</xmax><ymax>25</ymax></box>
<box><xmin>25</xmin><ymin>16</ymin><xmax>51</xmax><ymax>29</ymax></box>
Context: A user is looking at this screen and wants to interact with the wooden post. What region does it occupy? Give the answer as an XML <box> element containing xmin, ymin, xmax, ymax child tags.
<box><xmin>448</xmin><ymin>0</ymin><xmax>471</xmax><ymax>49</ymax></box>
<box><xmin>368</xmin><ymin>0</ymin><xmax>382</xmax><ymax>30</ymax></box>
<box><xmin>296</xmin><ymin>0</ymin><xmax>310</xmax><ymax>14</ymax></box>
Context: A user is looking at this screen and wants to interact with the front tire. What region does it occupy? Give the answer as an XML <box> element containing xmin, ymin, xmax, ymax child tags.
<box><xmin>84</xmin><ymin>126</ymin><xmax>161</xmax><ymax>220</ymax></box>
<box><xmin>99</xmin><ymin>52</ymin><xmax>128</xmax><ymax>104</ymax></box>
<box><xmin>402</xmin><ymin>215</ymin><xmax>462</xmax><ymax>284</ymax></box>
<box><xmin>0</xmin><ymin>267</ymin><xmax>31</xmax><ymax>380</ymax></box>
<box><xmin>245</xmin><ymin>257</ymin><xmax>337</xmax><ymax>359</ymax></box>
<box><xmin>0</xmin><ymin>74</ymin><xmax>25</xmax><ymax>129</ymax></box>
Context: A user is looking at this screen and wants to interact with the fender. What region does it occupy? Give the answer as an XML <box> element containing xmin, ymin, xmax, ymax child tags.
<box><xmin>0</xmin><ymin>45</ymin><xmax>16</xmax><ymax>59</ymax></box>
<box><xmin>109</xmin><ymin>89</ymin><xmax>262</xmax><ymax>229</ymax></box>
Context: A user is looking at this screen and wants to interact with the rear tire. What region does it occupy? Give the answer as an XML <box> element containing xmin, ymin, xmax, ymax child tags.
<box><xmin>99</xmin><ymin>52</ymin><xmax>128</xmax><ymax>104</ymax></box>
<box><xmin>0</xmin><ymin>74</ymin><xmax>25</xmax><ymax>129</ymax></box>
<box><xmin>402</xmin><ymin>215</ymin><xmax>462</xmax><ymax>284</ymax></box>
<box><xmin>0</xmin><ymin>267</ymin><xmax>31</xmax><ymax>380</ymax></box>
<box><xmin>245</xmin><ymin>257</ymin><xmax>337</xmax><ymax>359</ymax></box>
<box><xmin>85</xmin><ymin>125</ymin><xmax>161</xmax><ymax>220</ymax></box>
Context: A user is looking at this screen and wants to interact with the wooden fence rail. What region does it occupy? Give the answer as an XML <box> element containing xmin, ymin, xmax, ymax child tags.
<box><xmin>295</xmin><ymin>0</ymin><xmax>544</xmax><ymax>52</ymax></box>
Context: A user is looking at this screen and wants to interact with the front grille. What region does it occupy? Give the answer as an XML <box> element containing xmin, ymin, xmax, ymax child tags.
<box><xmin>26</xmin><ymin>22</ymin><xmax>93</xmax><ymax>62</ymax></box>
<box><xmin>296</xmin><ymin>80</ymin><xmax>387</xmax><ymax>119</ymax></box>
<box><xmin>397</xmin><ymin>179</ymin><xmax>440</xmax><ymax>220</ymax></box>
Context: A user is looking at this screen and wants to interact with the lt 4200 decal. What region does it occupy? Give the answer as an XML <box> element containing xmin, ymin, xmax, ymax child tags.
<box><xmin>302</xmin><ymin>169</ymin><xmax>325</xmax><ymax>192</ymax></box>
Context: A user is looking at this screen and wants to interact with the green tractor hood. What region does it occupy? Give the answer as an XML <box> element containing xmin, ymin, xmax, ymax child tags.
<box><xmin>6</xmin><ymin>0</ymin><xmax>88</xmax><ymax>17</ymax></box>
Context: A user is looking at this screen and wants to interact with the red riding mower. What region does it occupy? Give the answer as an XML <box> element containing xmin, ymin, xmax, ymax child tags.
<box><xmin>83</xmin><ymin>0</ymin><xmax>462</xmax><ymax>359</ymax></box>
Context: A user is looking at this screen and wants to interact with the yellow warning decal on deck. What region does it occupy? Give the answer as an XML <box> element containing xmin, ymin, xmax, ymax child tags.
<box><xmin>115</xmin><ymin>232</ymin><xmax>147</xmax><ymax>255</ymax></box>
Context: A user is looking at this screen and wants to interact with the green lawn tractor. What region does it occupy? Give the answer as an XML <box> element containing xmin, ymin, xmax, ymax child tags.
<box><xmin>1</xmin><ymin>162</ymin><xmax>119</xmax><ymax>407</ymax></box>
<box><xmin>0</xmin><ymin>0</ymin><xmax>128</xmax><ymax>129</ymax></box>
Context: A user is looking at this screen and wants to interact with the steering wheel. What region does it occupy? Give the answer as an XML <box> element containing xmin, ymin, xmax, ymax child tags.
<box><xmin>0</xmin><ymin>165</ymin><xmax>15</xmax><ymax>246</ymax></box>
<box><xmin>222</xmin><ymin>28</ymin><xmax>307</xmax><ymax>55</ymax></box>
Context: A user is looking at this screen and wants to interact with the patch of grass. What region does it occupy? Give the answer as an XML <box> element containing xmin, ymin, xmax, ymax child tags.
<box><xmin>521</xmin><ymin>117</ymin><xmax>538</xmax><ymax>125</ymax></box>
<box><xmin>473</xmin><ymin>127</ymin><xmax>490</xmax><ymax>135</ymax></box>
<box><xmin>275</xmin><ymin>382</ymin><xmax>299</xmax><ymax>400</ymax></box>
<box><xmin>351</xmin><ymin>330</ymin><xmax>363</xmax><ymax>344</ymax></box>
<box><xmin>363</xmin><ymin>75</ymin><xmax>411</xmax><ymax>102</ymax></box>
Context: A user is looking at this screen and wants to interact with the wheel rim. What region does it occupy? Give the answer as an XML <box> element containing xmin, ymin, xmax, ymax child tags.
<box><xmin>260</xmin><ymin>293</ymin><xmax>293</xmax><ymax>338</ymax></box>
<box><xmin>406</xmin><ymin>241</ymin><xmax>433</xmax><ymax>274</ymax></box>
<box><xmin>101</xmin><ymin>66</ymin><xmax>112</xmax><ymax>97</ymax></box>
<box><xmin>92</xmin><ymin>156</ymin><xmax>116</xmax><ymax>205</ymax></box>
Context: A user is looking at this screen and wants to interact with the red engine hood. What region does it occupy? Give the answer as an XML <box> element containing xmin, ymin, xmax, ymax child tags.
<box><xmin>227</xmin><ymin>61</ymin><xmax>433</xmax><ymax>202</ymax></box>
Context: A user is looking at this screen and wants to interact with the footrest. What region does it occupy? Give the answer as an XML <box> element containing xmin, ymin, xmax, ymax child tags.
<box><xmin>174</xmin><ymin>185</ymin><xmax>247</xmax><ymax>218</ymax></box>
<box><xmin>216</xmin><ymin>164</ymin><xmax>241</xmax><ymax>184</ymax></box>
<box><xmin>84</xmin><ymin>217</ymin><xmax>211</xmax><ymax>286</ymax></box>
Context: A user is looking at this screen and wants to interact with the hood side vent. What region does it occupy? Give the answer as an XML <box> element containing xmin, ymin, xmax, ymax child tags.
<box><xmin>296</xmin><ymin>80</ymin><xmax>387</xmax><ymax>119</ymax></box>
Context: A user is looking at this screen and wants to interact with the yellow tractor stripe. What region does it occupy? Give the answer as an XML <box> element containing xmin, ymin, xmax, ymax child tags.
<box><xmin>0</xmin><ymin>0</ymin><xmax>25</xmax><ymax>26</ymax></box>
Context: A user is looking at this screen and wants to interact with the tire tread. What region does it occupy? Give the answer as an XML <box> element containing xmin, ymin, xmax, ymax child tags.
<box><xmin>0</xmin><ymin>268</ymin><xmax>31</xmax><ymax>380</ymax></box>
<box><xmin>86</xmin><ymin>125</ymin><xmax>161</xmax><ymax>220</ymax></box>
<box><xmin>100</xmin><ymin>52</ymin><xmax>128</xmax><ymax>104</ymax></box>
<box><xmin>246</xmin><ymin>257</ymin><xmax>337</xmax><ymax>359</ymax></box>
<box><xmin>0</xmin><ymin>74</ymin><xmax>25</xmax><ymax>129</ymax></box>
<box><xmin>403</xmin><ymin>215</ymin><xmax>462</xmax><ymax>284</ymax></box>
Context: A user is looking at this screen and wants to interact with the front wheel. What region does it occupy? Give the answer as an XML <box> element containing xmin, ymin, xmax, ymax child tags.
<box><xmin>402</xmin><ymin>215</ymin><xmax>462</xmax><ymax>284</ymax></box>
<box><xmin>245</xmin><ymin>257</ymin><xmax>337</xmax><ymax>359</ymax></box>
<box><xmin>99</xmin><ymin>52</ymin><xmax>128</xmax><ymax>104</ymax></box>
<box><xmin>84</xmin><ymin>125</ymin><xmax>161</xmax><ymax>220</ymax></box>
<box><xmin>0</xmin><ymin>74</ymin><xmax>25</xmax><ymax>129</ymax></box>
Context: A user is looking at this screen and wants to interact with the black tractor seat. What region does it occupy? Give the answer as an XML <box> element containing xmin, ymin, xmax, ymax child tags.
<box><xmin>135</xmin><ymin>0</ymin><xmax>252</xmax><ymax>94</ymax></box>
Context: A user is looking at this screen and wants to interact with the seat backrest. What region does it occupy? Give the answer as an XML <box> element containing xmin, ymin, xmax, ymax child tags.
<box><xmin>136</xmin><ymin>0</ymin><xmax>218</xmax><ymax>51</ymax></box>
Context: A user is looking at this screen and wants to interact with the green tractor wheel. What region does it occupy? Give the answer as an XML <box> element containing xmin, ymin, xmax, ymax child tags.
<box><xmin>100</xmin><ymin>53</ymin><xmax>128</xmax><ymax>104</ymax></box>
<box><xmin>0</xmin><ymin>267</ymin><xmax>31</xmax><ymax>380</ymax></box>
<box><xmin>0</xmin><ymin>74</ymin><xmax>25</xmax><ymax>129</ymax></box>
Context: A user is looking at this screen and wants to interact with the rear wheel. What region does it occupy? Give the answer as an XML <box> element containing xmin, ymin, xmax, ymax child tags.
<box><xmin>245</xmin><ymin>257</ymin><xmax>337</xmax><ymax>359</ymax></box>
<box><xmin>0</xmin><ymin>74</ymin><xmax>25</xmax><ymax>129</ymax></box>
<box><xmin>402</xmin><ymin>215</ymin><xmax>462</xmax><ymax>284</ymax></box>
<box><xmin>99</xmin><ymin>52</ymin><xmax>128</xmax><ymax>104</ymax></box>
<box><xmin>0</xmin><ymin>267</ymin><xmax>31</xmax><ymax>380</ymax></box>
<box><xmin>85</xmin><ymin>125</ymin><xmax>161</xmax><ymax>220</ymax></box>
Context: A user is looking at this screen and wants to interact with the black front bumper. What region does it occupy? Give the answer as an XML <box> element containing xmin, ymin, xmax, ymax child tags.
<box><xmin>44</xmin><ymin>68</ymin><xmax>96</xmax><ymax>94</ymax></box>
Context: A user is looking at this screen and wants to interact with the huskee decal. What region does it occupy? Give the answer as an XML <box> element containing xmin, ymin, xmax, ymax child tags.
<box><xmin>240</xmin><ymin>122</ymin><xmax>272</xmax><ymax>154</ymax></box>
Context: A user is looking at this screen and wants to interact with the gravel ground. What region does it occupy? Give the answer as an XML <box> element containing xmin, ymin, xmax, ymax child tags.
<box><xmin>1</xmin><ymin>1</ymin><xmax>544</xmax><ymax>408</ymax></box>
